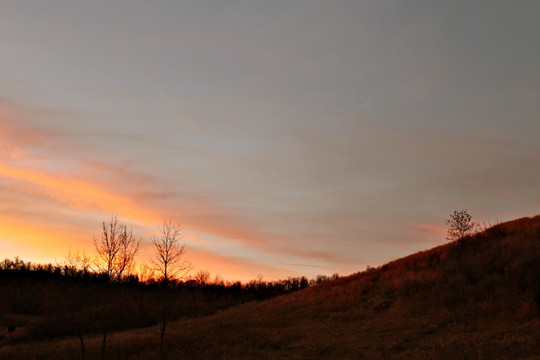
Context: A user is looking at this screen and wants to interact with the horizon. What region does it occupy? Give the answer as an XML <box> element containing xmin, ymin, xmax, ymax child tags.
<box><xmin>1</xmin><ymin>1</ymin><xmax>539</xmax><ymax>282</ymax></box>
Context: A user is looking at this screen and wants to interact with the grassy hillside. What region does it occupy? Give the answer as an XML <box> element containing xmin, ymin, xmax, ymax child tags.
<box><xmin>2</xmin><ymin>215</ymin><xmax>540</xmax><ymax>359</ymax></box>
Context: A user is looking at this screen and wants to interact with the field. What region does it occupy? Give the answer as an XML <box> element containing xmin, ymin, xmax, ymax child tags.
<box><xmin>2</xmin><ymin>215</ymin><xmax>540</xmax><ymax>359</ymax></box>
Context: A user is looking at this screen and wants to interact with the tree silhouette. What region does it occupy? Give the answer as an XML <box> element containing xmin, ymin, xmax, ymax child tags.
<box><xmin>446</xmin><ymin>209</ymin><xmax>479</xmax><ymax>244</ymax></box>
<box><xmin>92</xmin><ymin>216</ymin><xmax>140</xmax><ymax>358</ymax></box>
<box><xmin>194</xmin><ymin>270</ymin><xmax>211</xmax><ymax>287</ymax></box>
<box><xmin>93</xmin><ymin>216</ymin><xmax>140</xmax><ymax>281</ymax></box>
<box><xmin>150</xmin><ymin>219</ymin><xmax>191</xmax><ymax>284</ymax></box>
<box><xmin>150</xmin><ymin>219</ymin><xmax>192</xmax><ymax>359</ymax></box>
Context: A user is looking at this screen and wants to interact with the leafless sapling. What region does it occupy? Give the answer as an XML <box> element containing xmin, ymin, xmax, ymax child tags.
<box><xmin>93</xmin><ymin>215</ymin><xmax>141</xmax><ymax>281</ymax></box>
<box><xmin>92</xmin><ymin>216</ymin><xmax>140</xmax><ymax>358</ymax></box>
<box><xmin>150</xmin><ymin>219</ymin><xmax>192</xmax><ymax>358</ymax></box>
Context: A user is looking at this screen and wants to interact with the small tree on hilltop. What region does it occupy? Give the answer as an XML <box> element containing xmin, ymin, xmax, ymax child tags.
<box><xmin>446</xmin><ymin>209</ymin><xmax>479</xmax><ymax>245</ymax></box>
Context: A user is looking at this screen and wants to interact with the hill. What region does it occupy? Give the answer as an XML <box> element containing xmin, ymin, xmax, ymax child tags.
<box><xmin>2</xmin><ymin>215</ymin><xmax>540</xmax><ymax>359</ymax></box>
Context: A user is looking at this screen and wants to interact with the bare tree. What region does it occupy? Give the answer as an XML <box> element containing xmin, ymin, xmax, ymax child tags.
<box><xmin>93</xmin><ymin>216</ymin><xmax>140</xmax><ymax>281</ymax></box>
<box><xmin>150</xmin><ymin>219</ymin><xmax>192</xmax><ymax>359</ymax></box>
<box><xmin>150</xmin><ymin>219</ymin><xmax>191</xmax><ymax>285</ymax></box>
<box><xmin>194</xmin><ymin>270</ymin><xmax>211</xmax><ymax>287</ymax></box>
<box><xmin>64</xmin><ymin>247</ymin><xmax>91</xmax><ymax>276</ymax></box>
<box><xmin>92</xmin><ymin>216</ymin><xmax>140</xmax><ymax>358</ymax></box>
<box><xmin>446</xmin><ymin>209</ymin><xmax>479</xmax><ymax>244</ymax></box>
<box><xmin>117</xmin><ymin>226</ymin><xmax>140</xmax><ymax>279</ymax></box>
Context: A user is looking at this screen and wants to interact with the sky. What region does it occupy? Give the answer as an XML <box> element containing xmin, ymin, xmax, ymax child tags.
<box><xmin>1</xmin><ymin>1</ymin><xmax>539</xmax><ymax>282</ymax></box>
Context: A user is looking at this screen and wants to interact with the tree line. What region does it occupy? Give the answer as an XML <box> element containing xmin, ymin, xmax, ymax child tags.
<box><xmin>1</xmin><ymin>218</ymin><xmax>339</xmax><ymax>360</ymax></box>
<box><xmin>0</xmin><ymin>256</ymin><xmax>338</xmax><ymax>358</ymax></box>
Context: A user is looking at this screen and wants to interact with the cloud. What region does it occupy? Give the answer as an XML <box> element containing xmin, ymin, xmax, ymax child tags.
<box><xmin>408</xmin><ymin>222</ymin><xmax>447</xmax><ymax>243</ymax></box>
<box><xmin>2</xmin><ymin>2</ymin><xmax>540</xmax><ymax>281</ymax></box>
<box><xmin>0</xmin><ymin>164</ymin><xmax>161</xmax><ymax>224</ymax></box>
<box><xmin>0</xmin><ymin>100</ymin><xmax>55</xmax><ymax>158</ymax></box>
<box><xmin>2</xmin><ymin>101</ymin><xmax>351</xmax><ymax>278</ymax></box>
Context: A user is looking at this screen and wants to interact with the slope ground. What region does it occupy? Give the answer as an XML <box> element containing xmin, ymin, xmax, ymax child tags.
<box><xmin>2</xmin><ymin>215</ymin><xmax>540</xmax><ymax>359</ymax></box>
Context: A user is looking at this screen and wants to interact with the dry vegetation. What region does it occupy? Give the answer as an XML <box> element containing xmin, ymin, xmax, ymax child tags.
<box><xmin>2</xmin><ymin>215</ymin><xmax>540</xmax><ymax>359</ymax></box>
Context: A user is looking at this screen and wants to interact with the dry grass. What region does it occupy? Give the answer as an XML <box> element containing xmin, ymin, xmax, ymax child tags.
<box><xmin>2</xmin><ymin>215</ymin><xmax>540</xmax><ymax>359</ymax></box>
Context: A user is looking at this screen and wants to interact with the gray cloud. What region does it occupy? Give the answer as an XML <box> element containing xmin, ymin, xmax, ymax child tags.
<box><xmin>1</xmin><ymin>1</ymin><xmax>539</xmax><ymax>279</ymax></box>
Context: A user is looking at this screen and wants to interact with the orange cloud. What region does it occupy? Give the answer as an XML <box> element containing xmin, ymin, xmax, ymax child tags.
<box><xmin>408</xmin><ymin>222</ymin><xmax>447</xmax><ymax>238</ymax></box>
<box><xmin>0</xmin><ymin>159</ymin><xmax>351</xmax><ymax>281</ymax></box>
<box><xmin>0</xmin><ymin>164</ymin><xmax>161</xmax><ymax>225</ymax></box>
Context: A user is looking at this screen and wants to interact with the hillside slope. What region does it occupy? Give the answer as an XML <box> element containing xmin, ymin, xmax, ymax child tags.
<box><xmin>2</xmin><ymin>215</ymin><xmax>540</xmax><ymax>359</ymax></box>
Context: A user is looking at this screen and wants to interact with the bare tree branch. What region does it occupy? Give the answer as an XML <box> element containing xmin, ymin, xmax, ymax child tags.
<box><xmin>150</xmin><ymin>219</ymin><xmax>192</xmax><ymax>359</ymax></box>
<box><xmin>150</xmin><ymin>219</ymin><xmax>192</xmax><ymax>284</ymax></box>
<box><xmin>93</xmin><ymin>216</ymin><xmax>141</xmax><ymax>281</ymax></box>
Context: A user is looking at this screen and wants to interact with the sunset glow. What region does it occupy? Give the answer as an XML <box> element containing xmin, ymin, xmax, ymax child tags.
<box><xmin>0</xmin><ymin>165</ymin><xmax>160</xmax><ymax>224</ymax></box>
<box><xmin>1</xmin><ymin>1</ymin><xmax>539</xmax><ymax>282</ymax></box>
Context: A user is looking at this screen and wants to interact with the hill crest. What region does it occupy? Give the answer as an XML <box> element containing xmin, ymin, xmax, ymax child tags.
<box><xmin>2</xmin><ymin>214</ymin><xmax>540</xmax><ymax>359</ymax></box>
